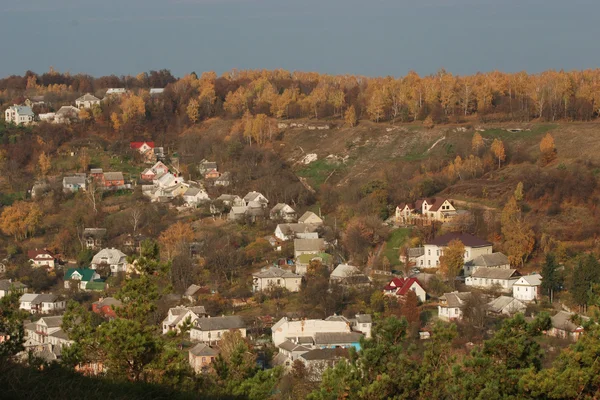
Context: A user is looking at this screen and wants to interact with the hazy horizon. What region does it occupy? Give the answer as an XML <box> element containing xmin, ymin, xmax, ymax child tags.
<box><xmin>1</xmin><ymin>0</ymin><xmax>599</xmax><ymax>79</ymax></box>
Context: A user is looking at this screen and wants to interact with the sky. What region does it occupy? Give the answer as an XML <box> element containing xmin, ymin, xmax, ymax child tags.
<box><xmin>1</xmin><ymin>0</ymin><xmax>599</xmax><ymax>79</ymax></box>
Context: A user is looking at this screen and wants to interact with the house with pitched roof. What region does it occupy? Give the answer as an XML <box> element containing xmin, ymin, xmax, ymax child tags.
<box><xmin>63</xmin><ymin>174</ymin><xmax>87</xmax><ymax>192</ymax></box>
<box><xmin>270</xmin><ymin>203</ymin><xmax>297</xmax><ymax>222</ymax></box>
<box><xmin>91</xmin><ymin>248</ymin><xmax>128</xmax><ymax>275</ymax></box>
<box><xmin>330</xmin><ymin>264</ymin><xmax>370</xmax><ymax>287</ymax></box>
<box><xmin>252</xmin><ymin>267</ymin><xmax>302</xmax><ymax>293</ymax></box>
<box><xmin>183</xmin><ymin>187</ymin><xmax>210</xmax><ymax>206</ymax></box>
<box><xmin>24</xmin><ymin>316</ymin><xmax>72</xmax><ymax>349</ymax></box>
<box><xmin>190</xmin><ymin>316</ymin><xmax>246</xmax><ymax>344</ymax></box>
<box><xmin>75</xmin><ymin>93</ymin><xmax>101</xmax><ymax>108</ymax></box>
<box><xmin>382</xmin><ymin>277</ymin><xmax>426</xmax><ymax>302</ymax></box>
<box><xmin>298</xmin><ymin>211</ymin><xmax>323</xmax><ymax>225</ymax></box>
<box><xmin>64</xmin><ymin>268</ymin><xmax>104</xmax><ymax>290</ymax></box>
<box><xmin>19</xmin><ymin>293</ymin><xmax>66</xmax><ymax>314</ymax></box>
<box><xmin>214</xmin><ymin>171</ymin><xmax>231</xmax><ymax>187</ymax></box>
<box><xmin>103</xmin><ymin>172</ymin><xmax>125</xmax><ymax>189</ymax></box>
<box><xmin>5</xmin><ymin>105</ymin><xmax>34</xmax><ymax>125</ymax></box>
<box><xmin>216</xmin><ymin>194</ymin><xmax>243</xmax><ymax>207</ymax></box>
<box><xmin>419</xmin><ymin>232</ymin><xmax>493</xmax><ymax>269</ymax></box>
<box><xmin>295</xmin><ymin>253</ymin><xmax>333</xmax><ymax>275</ymax></box>
<box><xmin>92</xmin><ymin>297</ymin><xmax>122</xmax><ymax>319</ymax></box>
<box><xmin>395</xmin><ymin>197</ymin><xmax>458</xmax><ymax>224</ymax></box>
<box><xmin>438</xmin><ymin>291</ymin><xmax>471</xmax><ymax>321</ymax></box>
<box><xmin>299</xmin><ymin>348</ymin><xmax>350</xmax><ymax>381</ymax></box>
<box><xmin>198</xmin><ymin>160</ymin><xmax>218</xmax><ymax>175</ymax></box>
<box><xmin>0</xmin><ymin>279</ymin><xmax>27</xmax><ymax>299</ymax></box>
<box><xmin>487</xmin><ymin>296</ymin><xmax>526</xmax><ymax>316</ymax></box>
<box><xmin>548</xmin><ymin>311</ymin><xmax>589</xmax><ymax>341</ymax></box>
<box><xmin>275</xmin><ymin>223</ymin><xmax>319</xmax><ymax>241</ymax></box>
<box><xmin>28</xmin><ymin>249</ymin><xmax>56</xmax><ymax>269</ymax></box>
<box><xmin>294</xmin><ymin>238</ymin><xmax>326</xmax><ymax>258</ymax></box>
<box><xmin>162</xmin><ymin>305</ymin><xmax>208</xmax><ymax>334</ymax></box>
<box><xmin>243</xmin><ymin>191</ymin><xmax>269</xmax><ymax>208</ymax></box>
<box><xmin>189</xmin><ymin>343</ymin><xmax>219</xmax><ymax>373</ymax></box>
<box><xmin>83</xmin><ymin>228</ymin><xmax>107</xmax><ymax>250</ymax></box>
<box><xmin>130</xmin><ymin>141</ymin><xmax>155</xmax><ymax>154</ymax></box>
<box><xmin>513</xmin><ymin>274</ymin><xmax>543</xmax><ymax>302</ymax></box>
<box><xmin>141</xmin><ymin>161</ymin><xmax>169</xmax><ymax>181</ymax></box>
<box><xmin>465</xmin><ymin>267</ymin><xmax>521</xmax><ymax>292</ymax></box>
<box><xmin>464</xmin><ymin>252</ymin><xmax>511</xmax><ymax>276</ymax></box>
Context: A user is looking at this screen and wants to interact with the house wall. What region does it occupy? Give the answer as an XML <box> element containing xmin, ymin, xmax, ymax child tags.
<box><xmin>513</xmin><ymin>284</ymin><xmax>540</xmax><ymax>302</ymax></box>
<box><xmin>438</xmin><ymin>306</ymin><xmax>462</xmax><ymax>321</ymax></box>
<box><xmin>190</xmin><ymin>327</ymin><xmax>247</xmax><ymax>343</ymax></box>
<box><xmin>189</xmin><ymin>352</ymin><xmax>216</xmax><ymax>373</ymax></box>
<box><xmin>253</xmin><ymin>277</ymin><xmax>302</xmax><ymax>293</ymax></box>
<box><xmin>423</xmin><ymin>244</ymin><xmax>492</xmax><ymax>268</ymax></box>
<box><xmin>465</xmin><ymin>277</ymin><xmax>518</xmax><ymax>292</ymax></box>
<box><xmin>272</xmin><ymin>320</ymin><xmax>350</xmax><ymax>346</ymax></box>
<box><xmin>40</xmin><ymin>301</ymin><xmax>66</xmax><ymax>314</ymax></box>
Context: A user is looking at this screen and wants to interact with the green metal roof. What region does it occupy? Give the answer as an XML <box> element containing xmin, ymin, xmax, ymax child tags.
<box><xmin>85</xmin><ymin>281</ymin><xmax>107</xmax><ymax>291</ymax></box>
<box><xmin>64</xmin><ymin>268</ymin><xmax>97</xmax><ymax>282</ymax></box>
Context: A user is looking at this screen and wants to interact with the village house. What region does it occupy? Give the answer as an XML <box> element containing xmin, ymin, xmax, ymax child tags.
<box><xmin>75</xmin><ymin>93</ymin><xmax>101</xmax><ymax>108</ymax></box>
<box><xmin>90</xmin><ymin>168</ymin><xmax>104</xmax><ymax>180</ymax></box>
<box><xmin>400</xmin><ymin>247</ymin><xmax>426</xmax><ymax>266</ymax></box>
<box><xmin>487</xmin><ymin>296</ymin><xmax>527</xmax><ymax>316</ymax></box>
<box><xmin>298</xmin><ymin>211</ymin><xmax>324</xmax><ymax>225</ymax></box>
<box><xmin>103</xmin><ymin>172</ymin><xmax>126</xmax><ymax>189</ymax></box>
<box><xmin>28</xmin><ymin>249</ymin><xmax>56</xmax><ymax>269</ymax></box>
<box><xmin>141</xmin><ymin>161</ymin><xmax>169</xmax><ymax>181</ymax></box>
<box><xmin>229</xmin><ymin>206</ymin><xmax>249</xmax><ymax>221</ymax></box>
<box><xmin>252</xmin><ymin>267</ymin><xmax>302</xmax><ymax>293</ymax></box>
<box><xmin>548</xmin><ymin>311</ymin><xmax>588</xmax><ymax>341</ymax></box>
<box><xmin>270</xmin><ymin>204</ymin><xmax>297</xmax><ymax>222</ymax></box>
<box><xmin>83</xmin><ymin>228</ymin><xmax>107</xmax><ymax>250</ymax></box>
<box><xmin>243</xmin><ymin>191</ymin><xmax>269</xmax><ymax>208</ymax></box>
<box><xmin>294</xmin><ymin>238</ymin><xmax>326</xmax><ymax>258</ymax></box>
<box><xmin>63</xmin><ymin>268</ymin><xmax>103</xmax><ymax>290</ymax></box>
<box><xmin>271</xmin><ymin>315</ymin><xmax>371</xmax><ymax>347</ymax></box>
<box><xmin>275</xmin><ymin>223</ymin><xmax>320</xmax><ymax>241</ymax></box>
<box><xmin>438</xmin><ymin>291</ymin><xmax>471</xmax><ymax>321</ymax></box>
<box><xmin>214</xmin><ymin>171</ymin><xmax>231</xmax><ymax>187</ymax></box>
<box><xmin>464</xmin><ymin>252</ymin><xmax>510</xmax><ymax>276</ymax></box>
<box><xmin>324</xmin><ymin>314</ymin><xmax>373</xmax><ymax>339</ymax></box>
<box><xmin>0</xmin><ymin>279</ymin><xmax>27</xmax><ymax>299</ymax></box>
<box><xmin>63</xmin><ymin>174</ymin><xmax>87</xmax><ymax>192</ymax></box>
<box><xmin>298</xmin><ymin>348</ymin><xmax>350</xmax><ymax>381</ymax></box>
<box><xmin>184</xmin><ymin>284</ymin><xmax>210</xmax><ymax>302</ymax></box>
<box><xmin>183</xmin><ymin>187</ymin><xmax>210</xmax><ymax>207</ymax></box>
<box><xmin>162</xmin><ymin>306</ymin><xmax>208</xmax><ymax>335</ymax></box>
<box><xmin>330</xmin><ymin>264</ymin><xmax>370</xmax><ymax>287</ymax></box>
<box><xmin>204</xmin><ymin>168</ymin><xmax>221</xmax><ymax>180</ymax></box>
<box><xmin>55</xmin><ymin>106</ymin><xmax>80</xmax><ymax>123</ymax></box>
<box><xmin>5</xmin><ymin>105</ymin><xmax>34</xmax><ymax>125</ymax></box>
<box><xmin>395</xmin><ymin>197</ymin><xmax>458</xmax><ymax>224</ymax></box>
<box><xmin>295</xmin><ymin>253</ymin><xmax>333</xmax><ymax>275</ymax></box>
<box><xmin>465</xmin><ymin>267</ymin><xmax>521</xmax><ymax>292</ymax></box>
<box><xmin>105</xmin><ymin>88</ymin><xmax>127</xmax><ymax>96</ymax></box>
<box><xmin>150</xmin><ymin>88</ymin><xmax>165</xmax><ymax>95</ymax></box>
<box><xmin>216</xmin><ymin>194</ymin><xmax>244</xmax><ymax>207</ymax></box>
<box><xmin>24</xmin><ymin>316</ymin><xmax>73</xmax><ymax>359</ymax></box>
<box><xmin>190</xmin><ymin>316</ymin><xmax>247</xmax><ymax>344</ymax></box>
<box><xmin>92</xmin><ymin>297</ymin><xmax>122</xmax><ymax>319</ymax></box>
<box><xmin>19</xmin><ymin>293</ymin><xmax>66</xmax><ymax>314</ymax></box>
<box><xmin>512</xmin><ymin>274</ymin><xmax>543</xmax><ymax>302</ymax></box>
<box><xmin>198</xmin><ymin>160</ymin><xmax>218</xmax><ymax>175</ymax></box>
<box><xmin>189</xmin><ymin>343</ymin><xmax>219</xmax><ymax>373</ymax></box>
<box><xmin>272</xmin><ymin>341</ymin><xmax>313</xmax><ymax>370</ymax></box>
<box><xmin>91</xmin><ymin>248</ymin><xmax>128</xmax><ymax>275</ymax></box>
<box><xmin>382</xmin><ymin>277</ymin><xmax>427</xmax><ymax>302</ymax></box>
<box><xmin>130</xmin><ymin>141</ymin><xmax>155</xmax><ymax>161</ymax></box>
<box><xmin>24</xmin><ymin>96</ymin><xmax>45</xmax><ymax>107</ymax></box>
<box><xmin>416</xmin><ymin>232</ymin><xmax>493</xmax><ymax>269</ymax></box>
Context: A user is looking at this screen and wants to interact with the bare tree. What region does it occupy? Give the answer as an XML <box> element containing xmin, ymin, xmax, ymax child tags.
<box><xmin>130</xmin><ymin>207</ymin><xmax>143</xmax><ymax>233</ymax></box>
<box><xmin>86</xmin><ymin>179</ymin><xmax>101</xmax><ymax>214</ymax></box>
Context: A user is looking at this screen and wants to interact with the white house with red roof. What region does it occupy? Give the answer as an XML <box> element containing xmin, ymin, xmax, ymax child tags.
<box><xmin>141</xmin><ymin>161</ymin><xmax>169</xmax><ymax>181</ymax></box>
<box><xmin>382</xmin><ymin>277</ymin><xmax>426</xmax><ymax>302</ymax></box>
<box><xmin>396</xmin><ymin>197</ymin><xmax>457</xmax><ymax>224</ymax></box>
<box><xmin>28</xmin><ymin>249</ymin><xmax>56</xmax><ymax>269</ymax></box>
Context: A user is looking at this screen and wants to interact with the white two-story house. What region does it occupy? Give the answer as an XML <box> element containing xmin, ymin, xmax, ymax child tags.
<box><xmin>190</xmin><ymin>316</ymin><xmax>246</xmax><ymax>344</ymax></box>
<box><xmin>5</xmin><ymin>105</ymin><xmax>34</xmax><ymax>125</ymax></box>
<box><xmin>513</xmin><ymin>275</ymin><xmax>543</xmax><ymax>302</ymax></box>
<box><xmin>252</xmin><ymin>267</ymin><xmax>302</xmax><ymax>293</ymax></box>
<box><xmin>418</xmin><ymin>232</ymin><xmax>493</xmax><ymax>269</ymax></box>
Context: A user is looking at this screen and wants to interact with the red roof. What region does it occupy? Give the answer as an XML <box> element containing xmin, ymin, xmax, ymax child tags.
<box><xmin>130</xmin><ymin>141</ymin><xmax>155</xmax><ymax>149</ymax></box>
<box><xmin>27</xmin><ymin>249</ymin><xmax>54</xmax><ymax>260</ymax></box>
<box><xmin>383</xmin><ymin>277</ymin><xmax>423</xmax><ymax>296</ymax></box>
<box><xmin>427</xmin><ymin>232</ymin><xmax>491</xmax><ymax>248</ymax></box>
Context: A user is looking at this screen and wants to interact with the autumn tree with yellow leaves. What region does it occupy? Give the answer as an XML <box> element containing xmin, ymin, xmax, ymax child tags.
<box><xmin>344</xmin><ymin>105</ymin><xmax>357</xmax><ymax>127</ymax></box>
<box><xmin>0</xmin><ymin>201</ymin><xmax>43</xmax><ymax>240</ymax></box>
<box><xmin>471</xmin><ymin>132</ymin><xmax>484</xmax><ymax>154</ymax></box>
<box><xmin>491</xmin><ymin>139</ymin><xmax>506</xmax><ymax>168</ymax></box>
<box><xmin>439</xmin><ymin>239</ymin><xmax>465</xmax><ymax>288</ymax></box>
<box><xmin>159</xmin><ymin>221</ymin><xmax>195</xmax><ymax>260</ymax></box>
<box><xmin>539</xmin><ymin>133</ymin><xmax>557</xmax><ymax>165</ymax></box>
<box><xmin>501</xmin><ymin>196</ymin><xmax>535</xmax><ymax>267</ymax></box>
<box><xmin>38</xmin><ymin>152</ymin><xmax>51</xmax><ymax>178</ymax></box>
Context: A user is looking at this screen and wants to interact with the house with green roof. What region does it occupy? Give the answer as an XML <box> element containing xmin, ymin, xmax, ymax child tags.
<box><xmin>295</xmin><ymin>253</ymin><xmax>333</xmax><ymax>275</ymax></box>
<box><xmin>64</xmin><ymin>268</ymin><xmax>103</xmax><ymax>291</ymax></box>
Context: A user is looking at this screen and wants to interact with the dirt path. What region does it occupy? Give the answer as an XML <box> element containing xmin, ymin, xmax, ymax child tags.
<box><xmin>452</xmin><ymin>199</ymin><xmax>497</xmax><ymax>211</ymax></box>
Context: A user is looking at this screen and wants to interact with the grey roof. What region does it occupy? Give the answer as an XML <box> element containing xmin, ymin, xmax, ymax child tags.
<box><xmin>278</xmin><ymin>223</ymin><xmax>318</xmax><ymax>236</ymax></box>
<box><xmin>9</xmin><ymin>105</ymin><xmax>34</xmax><ymax>116</ymax></box>
<box><xmin>294</xmin><ymin>238</ymin><xmax>326</xmax><ymax>252</ymax></box>
<box><xmin>76</xmin><ymin>93</ymin><xmax>100</xmax><ymax>102</ymax></box>
<box><xmin>314</xmin><ymin>332</ymin><xmax>363</xmax><ymax>345</ymax></box>
<box><xmin>184</xmin><ymin>284</ymin><xmax>202</xmax><ymax>296</ymax></box>
<box><xmin>551</xmin><ymin>311</ymin><xmax>589</xmax><ymax>332</ymax></box>
<box><xmin>441</xmin><ymin>292</ymin><xmax>472</xmax><ymax>308</ymax></box>
<box><xmin>200</xmin><ymin>161</ymin><xmax>218</xmax><ymax>169</ymax></box>
<box><xmin>408</xmin><ymin>247</ymin><xmax>425</xmax><ymax>257</ymax></box>
<box><xmin>193</xmin><ymin>316</ymin><xmax>245</xmax><ymax>331</ymax></box>
<box><xmin>63</xmin><ymin>175</ymin><xmax>86</xmax><ymax>185</ymax></box>
<box><xmin>487</xmin><ymin>296</ymin><xmax>524</xmax><ymax>313</ymax></box>
<box><xmin>217</xmin><ymin>194</ymin><xmax>240</xmax><ymax>202</ymax></box>
<box><xmin>331</xmin><ymin>264</ymin><xmax>361</xmax><ymax>278</ymax></box>
<box><xmin>253</xmin><ymin>267</ymin><xmax>300</xmax><ymax>279</ymax></box>
<box><xmin>467</xmin><ymin>252</ymin><xmax>510</xmax><ymax>268</ymax></box>
<box><xmin>90</xmin><ymin>168</ymin><xmax>103</xmax><ymax>174</ymax></box>
<box><xmin>216</xmin><ymin>172</ymin><xmax>230</xmax><ymax>181</ymax></box>
<box><xmin>271</xmin><ymin>203</ymin><xmax>295</xmax><ymax>213</ymax></box>
<box><xmin>355</xmin><ymin>314</ymin><xmax>372</xmax><ymax>323</ymax></box>
<box><xmin>471</xmin><ymin>267</ymin><xmax>520</xmax><ymax>280</ymax></box>
<box><xmin>0</xmin><ymin>280</ymin><xmax>26</xmax><ymax>291</ymax></box>
<box><xmin>48</xmin><ymin>329</ymin><xmax>70</xmax><ymax>340</ymax></box>
<box><xmin>190</xmin><ymin>343</ymin><xmax>219</xmax><ymax>357</ymax></box>
<box><xmin>104</xmin><ymin>172</ymin><xmax>124</xmax><ymax>181</ymax></box>
<box><xmin>83</xmin><ymin>228</ymin><xmax>107</xmax><ymax>238</ymax></box>
<box><xmin>325</xmin><ymin>315</ymin><xmax>351</xmax><ymax>323</ymax></box>
<box><xmin>171</xmin><ymin>306</ymin><xmax>206</xmax><ymax>316</ymax></box>
<box><xmin>184</xmin><ymin>187</ymin><xmax>203</xmax><ymax>197</ymax></box>
<box><xmin>31</xmin><ymin>294</ymin><xmax>59</xmax><ymax>305</ymax></box>
<box><xmin>298</xmin><ymin>211</ymin><xmax>323</xmax><ymax>224</ymax></box>
<box><xmin>278</xmin><ymin>340</ymin><xmax>298</xmax><ymax>352</ymax></box>
<box><xmin>515</xmin><ymin>275</ymin><xmax>543</xmax><ymax>286</ymax></box>
<box><xmin>150</xmin><ymin>88</ymin><xmax>165</xmax><ymax>94</ymax></box>
<box><xmin>40</xmin><ymin>316</ymin><xmax>64</xmax><ymax>328</ymax></box>
<box><xmin>56</xmin><ymin>106</ymin><xmax>79</xmax><ymax>116</ymax></box>
<box><xmin>92</xmin><ymin>248</ymin><xmax>126</xmax><ymax>265</ymax></box>
<box><xmin>300</xmin><ymin>348</ymin><xmax>350</xmax><ymax>361</ymax></box>
<box><xmin>93</xmin><ymin>297</ymin><xmax>122</xmax><ymax>308</ymax></box>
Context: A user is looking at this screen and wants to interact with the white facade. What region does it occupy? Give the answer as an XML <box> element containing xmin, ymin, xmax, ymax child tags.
<box><xmin>421</xmin><ymin>243</ymin><xmax>492</xmax><ymax>268</ymax></box>
<box><xmin>91</xmin><ymin>248</ymin><xmax>128</xmax><ymax>275</ymax></box>
<box><xmin>513</xmin><ymin>275</ymin><xmax>542</xmax><ymax>302</ymax></box>
<box><xmin>5</xmin><ymin>105</ymin><xmax>34</xmax><ymax>125</ymax></box>
<box><xmin>252</xmin><ymin>267</ymin><xmax>302</xmax><ymax>293</ymax></box>
<box><xmin>162</xmin><ymin>306</ymin><xmax>207</xmax><ymax>334</ymax></box>
<box><xmin>465</xmin><ymin>268</ymin><xmax>520</xmax><ymax>293</ymax></box>
<box><xmin>298</xmin><ymin>211</ymin><xmax>324</xmax><ymax>225</ymax></box>
<box><xmin>75</xmin><ymin>93</ymin><xmax>101</xmax><ymax>109</ymax></box>
<box><xmin>189</xmin><ymin>316</ymin><xmax>246</xmax><ymax>344</ymax></box>
<box><xmin>19</xmin><ymin>294</ymin><xmax>66</xmax><ymax>314</ymax></box>
<box><xmin>271</xmin><ymin>318</ymin><xmax>351</xmax><ymax>347</ymax></box>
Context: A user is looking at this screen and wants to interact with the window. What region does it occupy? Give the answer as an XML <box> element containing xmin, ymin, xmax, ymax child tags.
<box><xmin>202</xmin><ymin>357</ymin><xmax>206</xmax><ymax>363</ymax></box>
<box><xmin>436</xmin><ymin>250</ymin><xmax>439</xmax><ymax>256</ymax></box>
<box><xmin>428</xmin><ymin>249</ymin><xmax>431</xmax><ymax>256</ymax></box>
<box><xmin>217</xmin><ymin>332</ymin><xmax>221</xmax><ymax>338</ymax></box>
<box><xmin>454</xmin><ymin>309</ymin><xmax>458</xmax><ymax>315</ymax></box>
<box><xmin>428</xmin><ymin>260</ymin><xmax>431</xmax><ymax>266</ymax></box>
<box><xmin>277</xmin><ymin>279</ymin><xmax>281</xmax><ymax>285</ymax></box>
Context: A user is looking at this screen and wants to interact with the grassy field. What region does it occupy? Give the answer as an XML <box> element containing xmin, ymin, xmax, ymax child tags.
<box><xmin>383</xmin><ymin>227</ymin><xmax>411</xmax><ymax>267</ymax></box>
<box><xmin>296</xmin><ymin>159</ymin><xmax>346</xmax><ymax>188</ymax></box>
<box><xmin>480</xmin><ymin>124</ymin><xmax>557</xmax><ymax>141</ymax></box>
